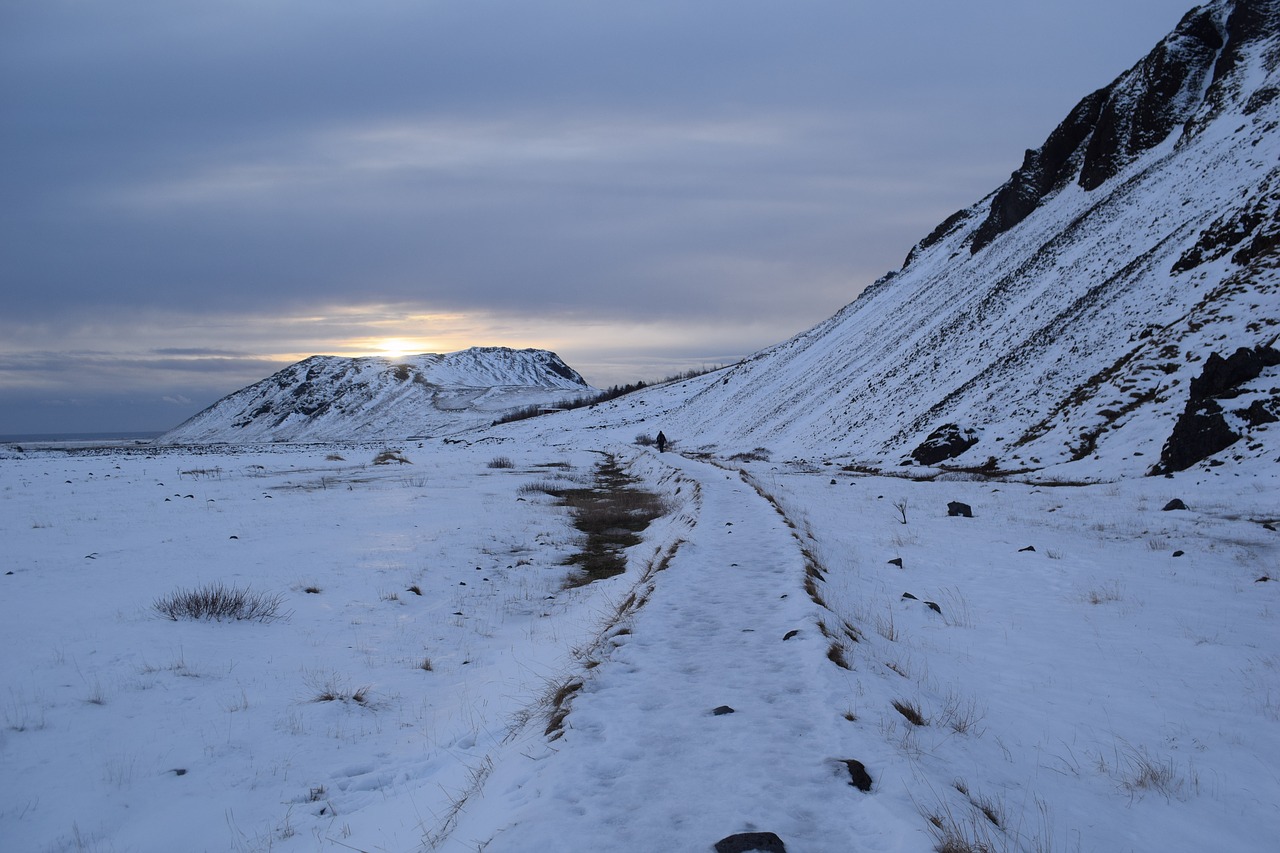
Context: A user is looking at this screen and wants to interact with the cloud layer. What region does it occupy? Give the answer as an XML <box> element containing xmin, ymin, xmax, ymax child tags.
<box><xmin>0</xmin><ymin>0</ymin><xmax>1196</xmax><ymax>433</ymax></box>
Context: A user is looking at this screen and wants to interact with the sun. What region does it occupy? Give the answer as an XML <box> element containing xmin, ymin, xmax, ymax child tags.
<box><xmin>377</xmin><ymin>339</ymin><xmax>415</xmax><ymax>360</ymax></box>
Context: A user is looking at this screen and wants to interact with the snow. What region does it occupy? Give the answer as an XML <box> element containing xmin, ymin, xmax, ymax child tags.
<box><xmin>2</xmin><ymin>439</ymin><xmax>1276</xmax><ymax>852</ymax></box>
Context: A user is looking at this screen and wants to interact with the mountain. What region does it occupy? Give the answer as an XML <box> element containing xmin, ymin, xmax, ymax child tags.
<box><xmin>545</xmin><ymin>0</ymin><xmax>1279</xmax><ymax>479</ymax></box>
<box><xmin>160</xmin><ymin>347</ymin><xmax>592</xmax><ymax>444</ymax></box>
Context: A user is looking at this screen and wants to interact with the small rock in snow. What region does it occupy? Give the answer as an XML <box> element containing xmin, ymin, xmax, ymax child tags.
<box><xmin>712</xmin><ymin>705</ymin><xmax>735</xmax><ymax>716</ymax></box>
<box><xmin>1162</xmin><ymin>498</ymin><xmax>1189</xmax><ymax>511</ymax></box>
<box><xmin>714</xmin><ymin>832</ymin><xmax>787</xmax><ymax>853</ymax></box>
<box><xmin>841</xmin><ymin>759</ymin><xmax>873</xmax><ymax>792</ymax></box>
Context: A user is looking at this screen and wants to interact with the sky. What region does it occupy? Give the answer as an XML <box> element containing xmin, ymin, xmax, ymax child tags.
<box><xmin>0</xmin><ymin>0</ymin><xmax>1201</xmax><ymax>435</ymax></box>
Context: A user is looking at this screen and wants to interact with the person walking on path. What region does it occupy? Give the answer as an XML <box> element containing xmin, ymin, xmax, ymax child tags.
<box><xmin>656</xmin><ymin>431</ymin><xmax>667</xmax><ymax>453</ymax></box>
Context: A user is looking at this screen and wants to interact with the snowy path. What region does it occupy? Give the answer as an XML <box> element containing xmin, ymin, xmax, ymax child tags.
<box><xmin>451</xmin><ymin>453</ymin><xmax>915</xmax><ymax>853</ymax></box>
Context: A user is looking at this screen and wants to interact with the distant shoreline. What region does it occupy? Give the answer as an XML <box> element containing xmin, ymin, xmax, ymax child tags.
<box><xmin>0</xmin><ymin>431</ymin><xmax>164</xmax><ymax>443</ymax></box>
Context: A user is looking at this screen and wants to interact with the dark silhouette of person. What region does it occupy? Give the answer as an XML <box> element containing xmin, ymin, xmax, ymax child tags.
<box><xmin>656</xmin><ymin>431</ymin><xmax>667</xmax><ymax>453</ymax></box>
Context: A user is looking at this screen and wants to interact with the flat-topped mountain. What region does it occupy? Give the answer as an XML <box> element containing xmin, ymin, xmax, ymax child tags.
<box><xmin>160</xmin><ymin>346</ymin><xmax>592</xmax><ymax>444</ymax></box>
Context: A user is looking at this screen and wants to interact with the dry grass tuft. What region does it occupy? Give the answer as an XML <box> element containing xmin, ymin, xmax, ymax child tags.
<box><xmin>892</xmin><ymin>698</ymin><xmax>928</xmax><ymax>726</ymax></box>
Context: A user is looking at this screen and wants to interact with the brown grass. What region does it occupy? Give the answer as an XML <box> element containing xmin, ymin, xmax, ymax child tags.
<box><xmin>892</xmin><ymin>698</ymin><xmax>927</xmax><ymax>726</ymax></box>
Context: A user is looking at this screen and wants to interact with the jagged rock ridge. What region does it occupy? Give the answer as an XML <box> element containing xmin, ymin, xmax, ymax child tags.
<box><xmin>162</xmin><ymin>347</ymin><xmax>592</xmax><ymax>444</ymax></box>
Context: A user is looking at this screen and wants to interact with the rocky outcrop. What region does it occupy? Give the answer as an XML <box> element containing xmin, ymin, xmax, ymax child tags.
<box><xmin>1152</xmin><ymin>345</ymin><xmax>1280</xmax><ymax>473</ymax></box>
<box><xmin>969</xmin><ymin>4</ymin><xmax>1230</xmax><ymax>252</ymax></box>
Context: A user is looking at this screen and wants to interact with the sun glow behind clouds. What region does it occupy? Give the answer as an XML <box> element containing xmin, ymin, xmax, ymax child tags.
<box><xmin>369</xmin><ymin>339</ymin><xmax>420</xmax><ymax>360</ymax></box>
<box><xmin>0</xmin><ymin>300</ymin><xmax>767</xmax><ymax>432</ymax></box>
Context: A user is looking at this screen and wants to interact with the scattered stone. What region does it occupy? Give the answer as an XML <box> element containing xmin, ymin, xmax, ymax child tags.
<box><xmin>782</xmin><ymin>630</ymin><xmax>799</xmax><ymax>641</ymax></box>
<box><xmin>1019</xmin><ymin>545</ymin><xmax>1036</xmax><ymax>552</ymax></box>
<box><xmin>1265</xmin><ymin>523</ymin><xmax>1277</xmax><ymax>531</ymax></box>
<box><xmin>841</xmin><ymin>759</ymin><xmax>873</xmax><ymax>792</ymax></box>
<box><xmin>1257</xmin><ymin>576</ymin><xmax>1272</xmax><ymax>583</ymax></box>
<box><xmin>925</xmin><ymin>601</ymin><xmax>942</xmax><ymax>615</ymax></box>
<box><xmin>1162</xmin><ymin>499</ymin><xmax>1189</xmax><ymax>511</ymax></box>
<box><xmin>901</xmin><ymin>592</ymin><xmax>918</xmax><ymax>600</ymax></box>
<box><xmin>229</xmin><ymin>535</ymin><xmax>238</xmax><ymax>539</ymax></box>
<box><xmin>1172</xmin><ymin>550</ymin><xmax>1185</xmax><ymax>557</ymax></box>
<box><xmin>830</xmin><ymin>478</ymin><xmax>837</xmax><ymax>485</ymax></box>
<box><xmin>169</xmin><ymin>768</ymin><xmax>187</xmax><ymax>776</ymax></box>
<box><xmin>712</xmin><ymin>705</ymin><xmax>736</xmax><ymax>716</ymax></box>
<box><xmin>947</xmin><ymin>501</ymin><xmax>973</xmax><ymax>518</ymax></box>
<box><xmin>887</xmin><ymin>557</ymin><xmax>904</xmax><ymax>568</ymax></box>
<box><xmin>714</xmin><ymin>832</ymin><xmax>787</xmax><ymax>853</ymax></box>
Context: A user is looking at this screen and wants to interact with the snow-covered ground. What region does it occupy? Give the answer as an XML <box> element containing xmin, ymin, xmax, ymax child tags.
<box><xmin>2</xmin><ymin>437</ymin><xmax>1275</xmax><ymax>852</ymax></box>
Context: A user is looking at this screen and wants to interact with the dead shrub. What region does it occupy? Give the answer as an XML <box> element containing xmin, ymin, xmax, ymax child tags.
<box><xmin>373</xmin><ymin>449</ymin><xmax>411</xmax><ymax>465</ymax></box>
<box><xmin>154</xmin><ymin>582</ymin><xmax>286</xmax><ymax>623</ymax></box>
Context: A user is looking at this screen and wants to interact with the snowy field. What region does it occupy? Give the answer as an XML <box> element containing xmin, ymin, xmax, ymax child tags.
<box><xmin>2</xmin><ymin>439</ymin><xmax>1277</xmax><ymax>852</ymax></box>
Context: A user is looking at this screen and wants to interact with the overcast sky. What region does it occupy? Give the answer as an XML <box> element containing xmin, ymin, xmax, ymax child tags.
<box><xmin>1</xmin><ymin>0</ymin><xmax>1199</xmax><ymax>435</ymax></box>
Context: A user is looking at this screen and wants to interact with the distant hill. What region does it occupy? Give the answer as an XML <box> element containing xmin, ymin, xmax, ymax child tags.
<box><xmin>559</xmin><ymin>0</ymin><xmax>1279</xmax><ymax>479</ymax></box>
<box><xmin>160</xmin><ymin>347</ymin><xmax>593</xmax><ymax>444</ymax></box>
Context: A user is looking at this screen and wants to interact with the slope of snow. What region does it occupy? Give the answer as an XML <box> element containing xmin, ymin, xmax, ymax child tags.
<box><xmin>161</xmin><ymin>347</ymin><xmax>593</xmax><ymax>444</ymax></box>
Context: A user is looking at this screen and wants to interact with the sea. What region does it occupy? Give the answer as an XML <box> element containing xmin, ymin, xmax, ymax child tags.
<box><xmin>0</xmin><ymin>431</ymin><xmax>165</xmax><ymax>451</ymax></box>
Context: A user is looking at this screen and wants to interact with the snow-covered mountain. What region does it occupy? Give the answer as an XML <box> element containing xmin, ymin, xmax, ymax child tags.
<box><xmin>558</xmin><ymin>0</ymin><xmax>1279</xmax><ymax>479</ymax></box>
<box><xmin>160</xmin><ymin>346</ymin><xmax>592</xmax><ymax>443</ymax></box>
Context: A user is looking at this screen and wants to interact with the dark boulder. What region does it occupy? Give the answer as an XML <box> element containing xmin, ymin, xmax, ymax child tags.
<box><xmin>887</xmin><ymin>557</ymin><xmax>904</xmax><ymax>568</ymax></box>
<box><xmin>712</xmin><ymin>706</ymin><xmax>736</xmax><ymax>716</ymax></box>
<box><xmin>714</xmin><ymin>832</ymin><xmax>787</xmax><ymax>853</ymax></box>
<box><xmin>948</xmin><ymin>501</ymin><xmax>974</xmax><ymax>518</ymax></box>
<box><xmin>1019</xmin><ymin>545</ymin><xmax>1036</xmax><ymax>552</ymax></box>
<box><xmin>925</xmin><ymin>601</ymin><xmax>942</xmax><ymax>615</ymax></box>
<box><xmin>1162</xmin><ymin>499</ymin><xmax>1188</xmax><ymax>511</ymax></box>
<box><xmin>911</xmin><ymin>424</ymin><xmax>979</xmax><ymax>466</ymax></box>
<box><xmin>841</xmin><ymin>759</ymin><xmax>873</xmax><ymax>792</ymax></box>
<box><xmin>1155</xmin><ymin>399</ymin><xmax>1240</xmax><ymax>473</ymax></box>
